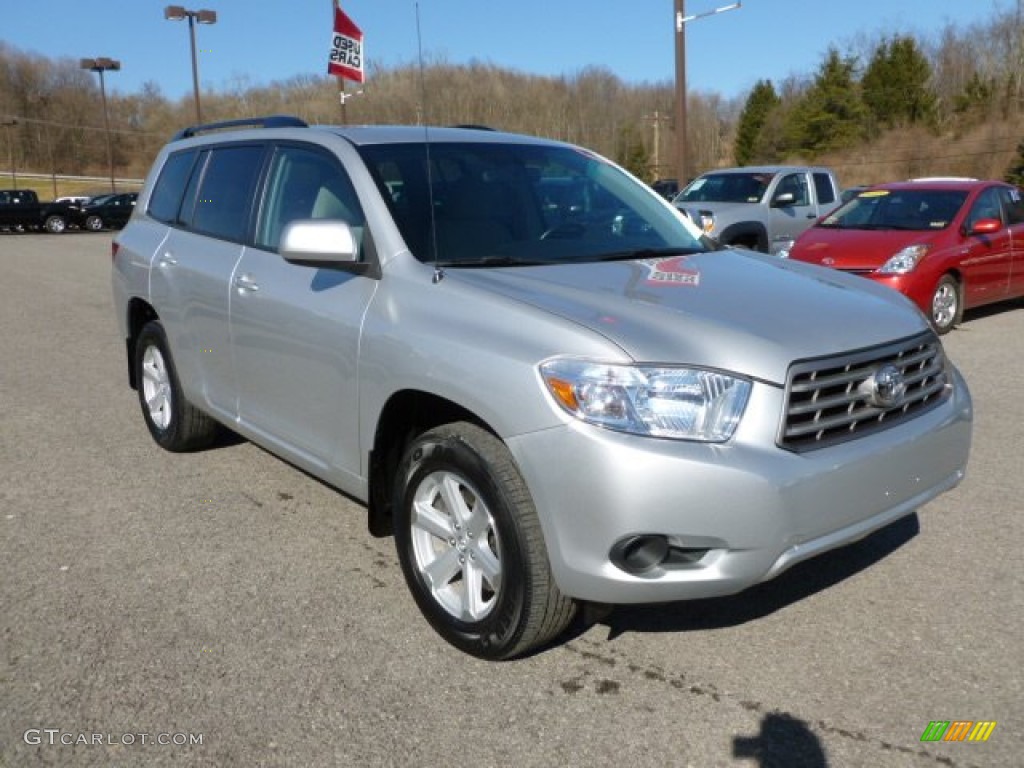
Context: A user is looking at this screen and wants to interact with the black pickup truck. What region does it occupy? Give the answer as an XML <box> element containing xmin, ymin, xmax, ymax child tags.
<box><xmin>0</xmin><ymin>189</ymin><xmax>81</xmax><ymax>233</ymax></box>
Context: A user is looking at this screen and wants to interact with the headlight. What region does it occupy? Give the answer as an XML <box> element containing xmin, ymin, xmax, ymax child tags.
<box><xmin>539</xmin><ymin>359</ymin><xmax>751</xmax><ymax>442</ymax></box>
<box><xmin>878</xmin><ymin>244</ymin><xmax>929</xmax><ymax>274</ymax></box>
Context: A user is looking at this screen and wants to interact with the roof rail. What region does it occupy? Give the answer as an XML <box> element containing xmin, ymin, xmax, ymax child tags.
<box><xmin>450</xmin><ymin>124</ymin><xmax>496</xmax><ymax>131</ymax></box>
<box><xmin>172</xmin><ymin>115</ymin><xmax>308</xmax><ymax>141</ymax></box>
<box><xmin>907</xmin><ymin>176</ymin><xmax>978</xmax><ymax>183</ymax></box>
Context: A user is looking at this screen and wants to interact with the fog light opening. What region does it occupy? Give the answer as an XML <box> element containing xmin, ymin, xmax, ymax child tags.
<box><xmin>613</xmin><ymin>535</ymin><xmax>670</xmax><ymax>575</ymax></box>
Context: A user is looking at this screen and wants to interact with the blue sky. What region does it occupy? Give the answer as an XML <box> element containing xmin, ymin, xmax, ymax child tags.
<box><xmin>1</xmin><ymin>1</ymin><xmax>1012</xmax><ymax>104</ymax></box>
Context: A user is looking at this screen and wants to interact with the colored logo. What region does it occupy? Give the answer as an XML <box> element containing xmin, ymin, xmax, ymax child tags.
<box><xmin>640</xmin><ymin>256</ymin><xmax>700</xmax><ymax>287</ymax></box>
<box><xmin>920</xmin><ymin>721</ymin><xmax>997</xmax><ymax>742</ymax></box>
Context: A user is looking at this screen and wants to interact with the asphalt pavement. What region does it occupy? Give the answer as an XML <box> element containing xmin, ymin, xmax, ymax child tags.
<box><xmin>1</xmin><ymin>233</ymin><xmax>1021</xmax><ymax>767</ymax></box>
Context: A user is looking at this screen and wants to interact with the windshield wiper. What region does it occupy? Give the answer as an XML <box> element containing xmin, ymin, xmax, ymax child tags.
<box><xmin>592</xmin><ymin>247</ymin><xmax>703</xmax><ymax>262</ymax></box>
<box><xmin>439</xmin><ymin>256</ymin><xmax>548</xmax><ymax>268</ymax></box>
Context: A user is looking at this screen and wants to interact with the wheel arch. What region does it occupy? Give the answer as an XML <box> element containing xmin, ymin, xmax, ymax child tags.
<box><xmin>125</xmin><ymin>298</ymin><xmax>159</xmax><ymax>390</ymax></box>
<box><xmin>366</xmin><ymin>389</ymin><xmax>498</xmax><ymax>538</ymax></box>
<box><xmin>717</xmin><ymin>220</ymin><xmax>769</xmax><ymax>252</ymax></box>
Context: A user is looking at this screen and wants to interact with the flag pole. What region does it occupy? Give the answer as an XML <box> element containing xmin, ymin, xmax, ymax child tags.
<box><xmin>335</xmin><ymin>0</ymin><xmax>347</xmax><ymax>123</ymax></box>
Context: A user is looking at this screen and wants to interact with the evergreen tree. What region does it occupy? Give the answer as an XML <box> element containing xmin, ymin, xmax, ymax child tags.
<box><xmin>784</xmin><ymin>48</ymin><xmax>868</xmax><ymax>155</ymax></box>
<box><xmin>733</xmin><ymin>79</ymin><xmax>780</xmax><ymax>166</ymax></box>
<box><xmin>1005</xmin><ymin>139</ymin><xmax>1024</xmax><ymax>186</ymax></box>
<box><xmin>616</xmin><ymin>124</ymin><xmax>652</xmax><ymax>182</ymax></box>
<box><xmin>862</xmin><ymin>39</ymin><xmax>897</xmax><ymax>126</ymax></box>
<box><xmin>954</xmin><ymin>72</ymin><xmax>996</xmax><ymax>116</ymax></box>
<box><xmin>863</xmin><ymin>36</ymin><xmax>936</xmax><ymax>128</ymax></box>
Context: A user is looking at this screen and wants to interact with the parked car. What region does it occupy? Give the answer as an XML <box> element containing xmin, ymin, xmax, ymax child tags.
<box><xmin>0</xmin><ymin>188</ymin><xmax>80</xmax><ymax>233</ymax></box>
<box><xmin>651</xmin><ymin>178</ymin><xmax>679</xmax><ymax>200</ymax></box>
<box><xmin>787</xmin><ymin>178</ymin><xmax>1024</xmax><ymax>333</ymax></box>
<box><xmin>72</xmin><ymin>192</ymin><xmax>137</xmax><ymax>231</ymax></box>
<box><xmin>112</xmin><ymin>116</ymin><xmax>972</xmax><ymax>659</ymax></box>
<box><xmin>672</xmin><ymin>165</ymin><xmax>841</xmax><ymax>254</ymax></box>
<box><xmin>840</xmin><ymin>185</ymin><xmax>871</xmax><ymax>204</ymax></box>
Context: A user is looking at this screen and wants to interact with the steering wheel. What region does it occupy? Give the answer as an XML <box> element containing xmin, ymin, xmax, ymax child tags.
<box><xmin>539</xmin><ymin>221</ymin><xmax>587</xmax><ymax>240</ymax></box>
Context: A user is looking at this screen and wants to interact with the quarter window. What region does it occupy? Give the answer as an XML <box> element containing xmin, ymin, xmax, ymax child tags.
<box><xmin>148</xmin><ymin>150</ymin><xmax>197</xmax><ymax>223</ymax></box>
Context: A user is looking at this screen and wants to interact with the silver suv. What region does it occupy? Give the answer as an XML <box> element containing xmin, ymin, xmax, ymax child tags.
<box><xmin>112</xmin><ymin>117</ymin><xmax>972</xmax><ymax>659</ymax></box>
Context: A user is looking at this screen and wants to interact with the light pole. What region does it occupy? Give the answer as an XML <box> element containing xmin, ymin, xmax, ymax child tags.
<box><xmin>673</xmin><ymin>1</ymin><xmax>741</xmax><ymax>183</ymax></box>
<box><xmin>164</xmin><ymin>5</ymin><xmax>218</xmax><ymax>123</ymax></box>
<box><xmin>80</xmin><ymin>58</ymin><xmax>120</xmax><ymax>193</ymax></box>
<box><xmin>1</xmin><ymin>118</ymin><xmax>17</xmax><ymax>187</ymax></box>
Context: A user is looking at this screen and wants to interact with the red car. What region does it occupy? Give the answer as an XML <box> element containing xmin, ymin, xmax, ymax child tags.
<box><xmin>787</xmin><ymin>178</ymin><xmax>1024</xmax><ymax>333</ymax></box>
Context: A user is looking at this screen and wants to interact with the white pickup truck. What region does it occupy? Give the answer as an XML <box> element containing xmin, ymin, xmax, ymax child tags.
<box><xmin>673</xmin><ymin>165</ymin><xmax>841</xmax><ymax>255</ymax></box>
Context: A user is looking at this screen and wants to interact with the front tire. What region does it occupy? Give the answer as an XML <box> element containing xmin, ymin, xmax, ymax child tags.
<box><xmin>930</xmin><ymin>275</ymin><xmax>961</xmax><ymax>334</ymax></box>
<box><xmin>394</xmin><ymin>422</ymin><xmax>575</xmax><ymax>659</ymax></box>
<box><xmin>134</xmin><ymin>321</ymin><xmax>220</xmax><ymax>451</ymax></box>
<box><xmin>85</xmin><ymin>215</ymin><xmax>104</xmax><ymax>231</ymax></box>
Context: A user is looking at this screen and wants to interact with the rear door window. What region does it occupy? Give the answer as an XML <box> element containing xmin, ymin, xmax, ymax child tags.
<box><xmin>190</xmin><ymin>144</ymin><xmax>266</xmax><ymax>242</ymax></box>
<box><xmin>999</xmin><ymin>186</ymin><xmax>1024</xmax><ymax>225</ymax></box>
<box><xmin>813</xmin><ymin>173</ymin><xmax>836</xmax><ymax>206</ymax></box>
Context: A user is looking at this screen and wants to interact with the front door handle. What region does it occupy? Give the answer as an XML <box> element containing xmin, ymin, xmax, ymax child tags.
<box><xmin>158</xmin><ymin>253</ymin><xmax>177</xmax><ymax>268</ymax></box>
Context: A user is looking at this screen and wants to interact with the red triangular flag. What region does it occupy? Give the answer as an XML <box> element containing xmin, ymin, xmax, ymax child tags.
<box><xmin>328</xmin><ymin>3</ymin><xmax>365</xmax><ymax>83</ymax></box>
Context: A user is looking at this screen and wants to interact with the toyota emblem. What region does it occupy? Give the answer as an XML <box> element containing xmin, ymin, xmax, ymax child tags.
<box><xmin>870</xmin><ymin>364</ymin><xmax>906</xmax><ymax>408</ymax></box>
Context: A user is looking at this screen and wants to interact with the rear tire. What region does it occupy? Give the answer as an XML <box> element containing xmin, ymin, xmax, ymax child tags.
<box><xmin>134</xmin><ymin>321</ymin><xmax>220</xmax><ymax>452</ymax></box>
<box><xmin>930</xmin><ymin>275</ymin><xmax>961</xmax><ymax>335</ymax></box>
<box><xmin>44</xmin><ymin>215</ymin><xmax>66</xmax><ymax>234</ymax></box>
<box><xmin>393</xmin><ymin>422</ymin><xmax>576</xmax><ymax>659</ymax></box>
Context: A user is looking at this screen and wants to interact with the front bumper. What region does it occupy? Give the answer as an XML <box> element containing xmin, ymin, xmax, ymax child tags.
<box><xmin>507</xmin><ymin>366</ymin><xmax>972</xmax><ymax>604</ymax></box>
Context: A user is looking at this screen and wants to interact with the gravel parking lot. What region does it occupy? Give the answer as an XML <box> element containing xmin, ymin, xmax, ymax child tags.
<box><xmin>2</xmin><ymin>233</ymin><xmax>1021</xmax><ymax>767</ymax></box>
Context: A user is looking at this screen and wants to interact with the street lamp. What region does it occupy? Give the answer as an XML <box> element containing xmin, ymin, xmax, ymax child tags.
<box><xmin>673</xmin><ymin>1</ymin><xmax>741</xmax><ymax>183</ymax></box>
<box><xmin>80</xmin><ymin>57</ymin><xmax>120</xmax><ymax>193</ymax></box>
<box><xmin>1</xmin><ymin>118</ymin><xmax>17</xmax><ymax>187</ymax></box>
<box><xmin>164</xmin><ymin>5</ymin><xmax>218</xmax><ymax>123</ymax></box>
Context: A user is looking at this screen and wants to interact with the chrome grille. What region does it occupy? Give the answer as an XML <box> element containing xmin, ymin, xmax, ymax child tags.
<box><xmin>779</xmin><ymin>333</ymin><xmax>950</xmax><ymax>452</ymax></box>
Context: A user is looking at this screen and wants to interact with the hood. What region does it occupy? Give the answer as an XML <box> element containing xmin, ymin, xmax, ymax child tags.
<box><xmin>791</xmin><ymin>227</ymin><xmax>945</xmax><ymax>270</ymax></box>
<box><xmin>675</xmin><ymin>201</ymin><xmax>756</xmax><ymax>229</ymax></box>
<box><xmin>445</xmin><ymin>250</ymin><xmax>929</xmax><ymax>384</ymax></box>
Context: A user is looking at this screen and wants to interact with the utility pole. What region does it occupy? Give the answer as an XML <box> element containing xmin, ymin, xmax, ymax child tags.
<box><xmin>673</xmin><ymin>2</ymin><xmax>741</xmax><ymax>183</ymax></box>
<box><xmin>80</xmin><ymin>58</ymin><xmax>120</xmax><ymax>193</ymax></box>
<box><xmin>673</xmin><ymin>0</ymin><xmax>687</xmax><ymax>184</ymax></box>
<box><xmin>644</xmin><ymin>111</ymin><xmax>671</xmax><ymax>178</ymax></box>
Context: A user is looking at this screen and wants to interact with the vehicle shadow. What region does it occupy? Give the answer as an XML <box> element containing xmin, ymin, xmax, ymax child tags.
<box><xmin>959</xmin><ymin>296</ymin><xmax>1024</xmax><ymax>328</ymax></box>
<box><xmin>586</xmin><ymin>511</ymin><xmax>919</xmax><ymax>639</ymax></box>
<box><xmin>734</xmin><ymin>712</ymin><xmax>830</xmax><ymax>768</ymax></box>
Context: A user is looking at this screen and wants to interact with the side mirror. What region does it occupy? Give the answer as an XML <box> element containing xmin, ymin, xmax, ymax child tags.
<box><xmin>967</xmin><ymin>217</ymin><xmax>1001</xmax><ymax>236</ymax></box>
<box><xmin>280</xmin><ymin>219</ymin><xmax>358</xmax><ymax>265</ymax></box>
<box><xmin>771</xmin><ymin>192</ymin><xmax>796</xmax><ymax>208</ymax></box>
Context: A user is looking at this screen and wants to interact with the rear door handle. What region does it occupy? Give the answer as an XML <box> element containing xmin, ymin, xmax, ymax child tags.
<box><xmin>233</xmin><ymin>274</ymin><xmax>260</xmax><ymax>293</ymax></box>
<box><xmin>158</xmin><ymin>253</ymin><xmax>177</xmax><ymax>268</ymax></box>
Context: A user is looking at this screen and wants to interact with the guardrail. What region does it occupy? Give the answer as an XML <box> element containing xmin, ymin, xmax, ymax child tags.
<box><xmin>0</xmin><ymin>170</ymin><xmax>144</xmax><ymax>198</ymax></box>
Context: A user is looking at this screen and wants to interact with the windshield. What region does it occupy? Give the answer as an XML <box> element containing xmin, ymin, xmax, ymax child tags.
<box><xmin>357</xmin><ymin>142</ymin><xmax>707</xmax><ymax>266</ymax></box>
<box><xmin>819</xmin><ymin>189</ymin><xmax>969</xmax><ymax>231</ymax></box>
<box><xmin>675</xmin><ymin>172</ymin><xmax>775</xmax><ymax>204</ymax></box>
